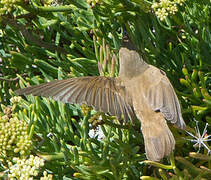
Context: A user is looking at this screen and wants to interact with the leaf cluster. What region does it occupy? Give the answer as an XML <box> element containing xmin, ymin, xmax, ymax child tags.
<box><xmin>0</xmin><ymin>0</ymin><xmax>210</xmax><ymax>179</ymax></box>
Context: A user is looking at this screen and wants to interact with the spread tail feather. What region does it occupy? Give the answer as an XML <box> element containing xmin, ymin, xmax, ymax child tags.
<box><xmin>141</xmin><ymin>116</ymin><xmax>175</xmax><ymax>161</ymax></box>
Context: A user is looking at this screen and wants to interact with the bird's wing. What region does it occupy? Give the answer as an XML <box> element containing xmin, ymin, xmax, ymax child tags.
<box><xmin>15</xmin><ymin>76</ymin><xmax>136</xmax><ymax>123</ymax></box>
<box><xmin>145</xmin><ymin>75</ymin><xmax>185</xmax><ymax>129</ymax></box>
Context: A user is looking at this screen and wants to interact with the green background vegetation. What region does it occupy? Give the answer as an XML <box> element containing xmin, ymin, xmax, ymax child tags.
<box><xmin>0</xmin><ymin>0</ymin><xmax>210</xmax><ymax>179</ymax></box>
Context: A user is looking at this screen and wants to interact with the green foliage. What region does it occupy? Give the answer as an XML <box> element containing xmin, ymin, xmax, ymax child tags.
<box><xmin>0</xmin><ymin>0</ymin><xmax>210</xmax><ymax>179</ymax></box>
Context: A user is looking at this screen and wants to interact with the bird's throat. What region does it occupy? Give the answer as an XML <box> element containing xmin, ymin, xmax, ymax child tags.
<box><xmin>119</xmin><ymin>48</ymin><xmax>149</xmax><ymax>78</ymax></box>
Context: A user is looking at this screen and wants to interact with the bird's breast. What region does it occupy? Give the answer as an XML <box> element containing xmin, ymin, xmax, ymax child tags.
<box><xmin>123</xmin><ymin>66</ymin><xmax>164</xmax><ymax>122</ymax></box>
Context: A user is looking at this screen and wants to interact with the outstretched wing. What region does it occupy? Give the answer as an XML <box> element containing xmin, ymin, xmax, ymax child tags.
<box><xmin>146</xmin><ymin>75</ymin><xmax>185</xmax><ymax>129</ymax></box>
<box><xmin>15</xmin><ymin>76</ymin><xmax>136</xmax><ymax>123</ymax></box>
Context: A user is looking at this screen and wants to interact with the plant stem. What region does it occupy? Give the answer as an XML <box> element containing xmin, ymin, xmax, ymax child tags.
<box><xmin>144</xmin><ymin>160</ymin><xmax>173</xmax><ymax>170</ymax></box>
<box><xmin>36</xmin><ymin>5</ymin><xmax>76</xmax><ymax>12</ymax></box>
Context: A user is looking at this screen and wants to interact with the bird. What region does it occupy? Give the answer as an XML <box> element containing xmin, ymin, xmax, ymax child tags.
<box><xmin>15</xmin><ymin>30</ymin><xmax>186</xmax><ymax>162</ymax></box>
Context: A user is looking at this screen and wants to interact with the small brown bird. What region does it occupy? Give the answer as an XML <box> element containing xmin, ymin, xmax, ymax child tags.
<box><xmin>15</xmin><ymin>33</ymin><xmax>185</xmax><ymax>162</ymax></box>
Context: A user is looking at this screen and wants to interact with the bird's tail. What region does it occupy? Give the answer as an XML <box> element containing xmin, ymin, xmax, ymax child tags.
<box><xmin>141</xmin><ymin>114</ymin><xmax>175</xmax><ymax>161</ymax></box>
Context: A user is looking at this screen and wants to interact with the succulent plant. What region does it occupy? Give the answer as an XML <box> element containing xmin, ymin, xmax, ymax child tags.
<box><xmin>0</xmin><ymin>0</ymin><xmax>210</xmax><ymax>179</ymax></box>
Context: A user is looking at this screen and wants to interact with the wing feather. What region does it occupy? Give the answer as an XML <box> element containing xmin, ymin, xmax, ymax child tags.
<box><xmin>146</xmin><ymin>76</ymin><xmax>185</xmax><ymax>129</ymax></box>
<box><xmin>15</xmin><ymin>76</ymin><xmax>136</xmax><ymax>123</ymax></box>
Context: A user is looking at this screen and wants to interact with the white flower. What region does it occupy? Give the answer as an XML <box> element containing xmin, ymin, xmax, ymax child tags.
<box><xmin>151</xmin><ymin>0</ymin><xmax>186</xmax><ymax>21</ymax></box>
<box><xmin>40</xmin><ymin>170</ymin><xmax>53</xmax><ymax>180</ymax></box>
<box><xmin>186</xmin><ymin>121</ymin><xmax>211</xmax><ymax>154</ymax></box>
<box><xmin>89</xmin><ymin>116</ymin><xmax>105</xmax><ymax>141</ymax></box>
<box><xmin>152</xmin><ymin>2</ymin><xmax>159</xmax><ymax>9</ymax></box>
<box><xmin>89</xmin><ymin>126</ymin><xmax>105</xmax><ymax>140</ymax></box>
<box><xmin>7</xmin><ymin>155</ymin><xmax>45</xmax><ymax>179</ymax></box>
<box><xmin>10</xmin><ymin>96</ymin><xmax>22</xmax><ymax>104</ymax></box>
